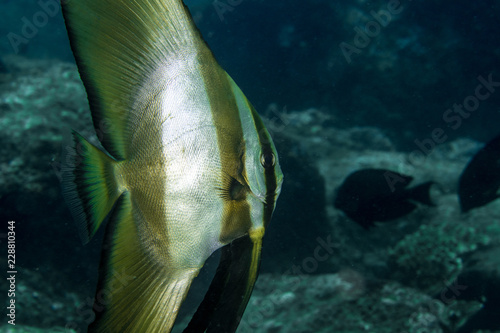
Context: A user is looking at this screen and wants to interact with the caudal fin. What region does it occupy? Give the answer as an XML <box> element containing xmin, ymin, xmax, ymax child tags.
<box><xmin>407</xmin><ymin>181</ymin><xmax>435</xmax><ymax>206</ymax></box>
<box><xmin>61</xmin><ymin>131</ymin><xmax>123</xmax><ymax>243</ymax></box>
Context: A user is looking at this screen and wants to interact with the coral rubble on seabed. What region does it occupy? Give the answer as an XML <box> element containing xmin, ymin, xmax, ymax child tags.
<box><xmin>2</xmin><ymin>57</ymin><xmax>500</xmax><ymax>333</ymax></box>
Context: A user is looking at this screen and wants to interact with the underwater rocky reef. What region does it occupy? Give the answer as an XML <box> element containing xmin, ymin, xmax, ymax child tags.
<box><xmin>1</xmin><ymin>0</ymin><xmax>500</xmax><ymax>332</ymax></box>
<box><xmin>1</xmin><ymin>57</ymin><xmax>500</xmax><ymax>332</ymax></box>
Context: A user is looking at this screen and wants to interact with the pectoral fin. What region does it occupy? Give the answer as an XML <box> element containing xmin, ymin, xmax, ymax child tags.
<box><xmin>184</xmin><ymin>228</ymin><xmax>264</xmax><ymax>333</ymax></box>
<box><xmin>89</xmin><ymin>192</ymin><xmax>198</xmax><ymax>333</ymax></box>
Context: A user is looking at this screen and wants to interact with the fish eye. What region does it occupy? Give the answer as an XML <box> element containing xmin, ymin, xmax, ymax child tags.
<box><xmin>260</xmin><ymin>152</ymin><xmax>275</xmax><ymax>168</ymax></box>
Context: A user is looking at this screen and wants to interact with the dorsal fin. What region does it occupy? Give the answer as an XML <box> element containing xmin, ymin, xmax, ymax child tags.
<box><xmin>61</xmin><ymin>0</ymin><xmax>212</xmax><ymax>159</ymax></box>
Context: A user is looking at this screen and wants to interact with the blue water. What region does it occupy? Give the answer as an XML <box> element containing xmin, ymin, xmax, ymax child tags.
<box><xmin>1</xmin><ymin>0</ymin><xmax>500</xmax><ymax>332</ymax></box>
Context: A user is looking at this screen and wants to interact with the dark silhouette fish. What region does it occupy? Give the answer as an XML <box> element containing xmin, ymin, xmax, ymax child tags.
<box><xmin>459</xmin><ymin>134</ymin><xmax>500</xmax><ymax>212</ymax></box>
<box><xmin>334</xmin><ymin>169</ymin><xmax>434</xmax><ymax>229</ymax></box>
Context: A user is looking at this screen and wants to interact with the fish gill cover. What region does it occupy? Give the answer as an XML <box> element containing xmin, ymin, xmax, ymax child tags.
<box><xmin>0</xmin><ymin>0</ymin><xmax>500</xmax><ymax>332</ymax></box>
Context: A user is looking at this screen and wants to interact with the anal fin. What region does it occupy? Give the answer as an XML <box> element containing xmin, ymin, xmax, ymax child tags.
<box><xmin>89</xmin><ymin>192</ymin><xmax>198</xmax><ymax>333</ymax></box>
<box><xmin>183</xmin><ymin>228</ymin><xmax>264</xmax><ymax>333</ymax></box>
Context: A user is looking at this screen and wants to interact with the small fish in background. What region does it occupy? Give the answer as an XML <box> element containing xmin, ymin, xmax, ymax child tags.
<box><xmin>334</xmin><ymin>169</ymin><xmax>435</xmax><ymax>229</ymax></box>
<box><xmin>459</xmin><ymin>134</ymin><xmax>500</xmax><ymax>212</ymax></box>
<box><xmin>60</xmin><ymin>0</ymin><xmax>283</xmax><ymax>332</ymax></box>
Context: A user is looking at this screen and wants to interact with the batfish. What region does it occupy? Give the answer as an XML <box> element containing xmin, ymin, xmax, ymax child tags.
<box><xmin>60</xmin><ymin>0</ymin><xmax>283</xmax><ymax>331</ymax></box>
